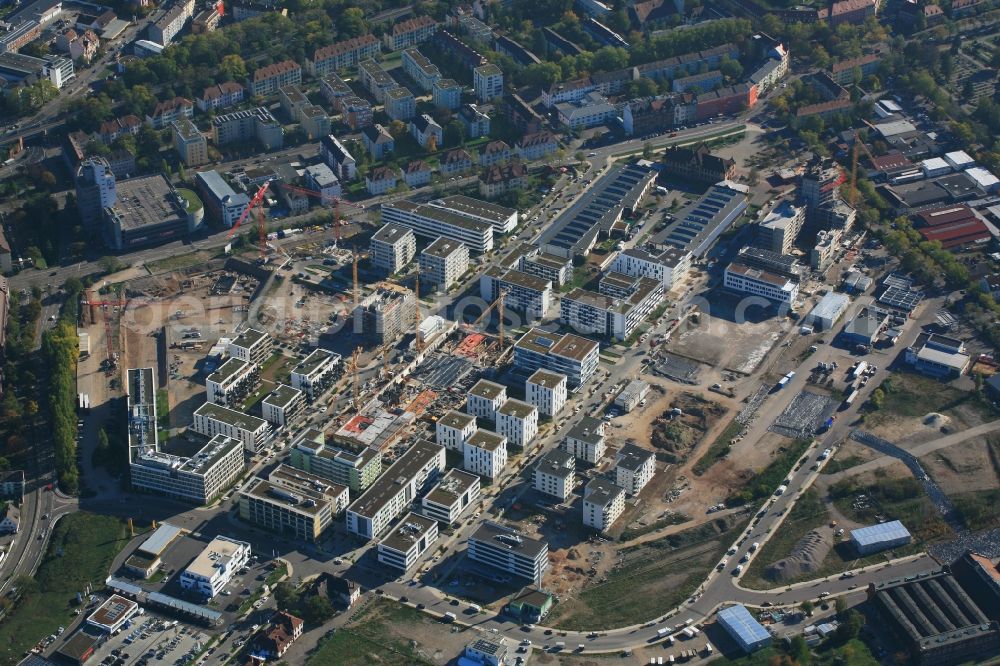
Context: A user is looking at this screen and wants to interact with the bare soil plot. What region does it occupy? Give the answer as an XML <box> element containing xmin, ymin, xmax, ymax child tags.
<box><xmin>918</xmin><ymin>435</ymin><xmax>1000</xmax><ymax>496</ymax></box>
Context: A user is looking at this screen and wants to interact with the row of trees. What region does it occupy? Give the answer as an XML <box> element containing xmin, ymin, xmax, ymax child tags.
<box><xmin>42</xmin><ymin>283</ymin><xmax>83</xmax><ymax>494</ymax></box>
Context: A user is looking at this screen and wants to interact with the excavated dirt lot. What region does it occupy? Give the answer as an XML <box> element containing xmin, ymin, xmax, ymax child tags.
<box><xmin>919</xmin><ymin>435</ymin><xmax>1000</xmax><ymax>496</ymax></box>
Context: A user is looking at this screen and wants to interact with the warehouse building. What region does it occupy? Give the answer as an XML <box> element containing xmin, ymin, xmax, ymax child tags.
<box><xmin>345</xmin><ymin>439</ymin><xmax>445</xmax><ymax>539</ymax></box>
<box><xmin>659</xmin><ymin>180</ymin><xmax>749</xmax><ymax>257</ymax></box>
<box><xmin>130</xmin><ymin>433</ymin><xmax>245</xmax><ymax>505</ymax></box>
<box><xmin>377</xmin><ymin>513</ymin><xmax>438</xmax><ymax>571</ymax></box>
<box><xmin>421</xmin><ymin>468</ymin><xmax>481</xmax><ymax>524</ymax></box>
<box><xmin>868</xmin><ymin>567</ymin><xmax>1000</xmax><ymax>665</ymax></box>
<box><xmin>851</xmin><ymin>520</ymin><xmax>912</xmax><ymax>555</ymax></box>
<box><xmin>124</xmin><ymin>523</ymin><xmax>181</xmax><ymax>579</ymax></box>
<box><xmin>717</xmin><ymin>604</ymin><xmax>771</xmax><ymax>653</ymax></box>
<box><xmin>904</xmin><ymin>333</ymin><xmax>971</xmax><ymax>378</ymax></box>
<box><xmin>513</xmin><ymin>328</ymin><xmax>600</xmax><ymax>388</ymax></box>
<box><xmin>238</xmin><ymin>465</ymin><xmax>349</xmax><ymax>542</ymax></box>
<box><xmin>467</xmin><ymin>521</ymin><xmax>549</xmax><ymax>585</ymax></box>
<box><xmin>803</xmin><ymin>291</ymin><xmax>850</xmax><ymax>331</ymax></box>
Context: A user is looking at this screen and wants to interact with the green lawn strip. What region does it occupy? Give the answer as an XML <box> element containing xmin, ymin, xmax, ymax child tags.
<box><xmin>692</xmin><ymin>418</ymin><xmax>741</xmax><ymax>476</ymax></box>
<box><xmin>819</xmin><ymin>455</ymin><xmax>866</xmax><ymax>475</ymax></box>
<box><xmin>0</xmin><ymin>514</ymin><xmax>129</xmax><ymax>662</ymax></box>
<box><xmin>155</xmin><ymin>389</ymin><xmax>169</xmax><ymax>430</ymax></box>
<box><xmin>307</xmin><ymin>600</ymin><xmax>437</xmax><ymax>666</ymax></box>
<box><xmin>952</xmin><ymin>488</ymin><xmax>1000</xmax><ymax>530</ymax></box>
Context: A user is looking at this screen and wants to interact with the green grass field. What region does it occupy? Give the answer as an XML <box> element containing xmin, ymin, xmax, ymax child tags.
<box><xmin>0</xmin><ymin>513</ymin><xmax>129</xmax><ymax>665</ymax></box>
<box><xmin>307</xmin><ymin>600</ymin><xmax>436</xmax><ymax>665</ymax></box>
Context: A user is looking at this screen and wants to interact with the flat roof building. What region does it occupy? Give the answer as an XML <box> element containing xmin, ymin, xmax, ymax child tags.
<box><xmin>371</xmin><ymin>222</ymin><xmax>417</xmax><ymax>274</ymax></box>
<box><xmin>87</xmin><ymin>595</ymin><xmax>140</xmax><ymax>634</ymax></box>
<box><xmin>377</xmin><ymin>512</ymin><xmax>438</xmax><ymax>571</ymax></box>
<box><xmin>382</xmin><ymin>199</ymin><xmax>494</xmax><ymax>253</ymax></box>
<box><xmin>229</xmin><ymin>327</ymin><xmax>272</xmax><ymax>366</ymax></box>
<box><xmin>724</xmin><ymin>262</ymin><xmax>799</xmax><ymax>305</ymax></box>
<box><xmin>614</xmin><ymin>442</ymin><xmax>655</xmax><ymax>496</ymax></box>
<box><xmin>421</xmin><ymin>468</ymin><xmax>481</xmax><ymax>524</ymax></box>
<box><xmin>420</xmin><ymin>237</ymin><xmax>469</xmax><ymax>290</ymax></box>
<box><xmin>192</xmin><ymin>402</ymin><xmax>270</xmax><ymax>453</ymax></box>
<box><xmin>130</xmin><ymin>433</ymin><xmax>245</xmax><ymax>505</ymax></box>
<box><xmin>467</xmin><ymin>379</ymin><xmax>507</xmax><ymax>420</ymax></box>
<box><xmin>583</xmin><ymin>477</ymin><xmax>625</xmax><ymax>531</ymax></box>
<box><xmin>513</xmin><ymin>328</ymin><xmax>600</xmax><ymax>388</ymax></box>
<box><xmin>533</xmin><ymin>448</ymin><xmax>575</xmax><ymax>501</ymax></box>
<box><xmin>261</xmin><ymin>383</ymin><xmax>305</xmax><ymax>427</ymax></box>
<box><xmin>239</xmin><ymin>464</ymin><xmax>349</xmax><ymax>542</ymax></box>
<box><xmin>289</xmin><ymin>430</ymin><xmax>382</xmax><ymax>494</ymax></box>
<box><xmin>180</xmin><ymin>535</ymin><xmax>251</xmax><ymax>599</ymax></box>
<box><xmin>468</xmin><ymin>521</ymin><xmax>549</xmax><ymax>585</ymax></box>
<box><xmin>290</xmin><ymin>349</ymin><xmax>341</xmax><ymax>401</ymax></box>
<box><xmin>562</xmin><ymin>416</ymin><xmax>606</xmax><ymax>464</ymax></box>
<box><xmin>104</xmin><ymin>174</ymin><xmax>201</xmax><ymax>251</ymax></box>
<box><xmin>464</xmin><ymin>429</ymin><xmax>508</xmax><ymax>480</ymax></box>
<box><xmin>526</xmin><ymin>369</ymin><xmax>567</xmax><ymax>417</ymax></box>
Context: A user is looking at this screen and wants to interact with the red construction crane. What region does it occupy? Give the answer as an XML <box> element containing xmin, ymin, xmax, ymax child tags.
<box><xmin>276</xmin><ymin>183</ymin><xmax>365</xmax><ymax>245</ymax></box>
<box><xmin>229</xmin><ymin>180</ymin><xmax>272</xmax><ymax>261</ymax></box>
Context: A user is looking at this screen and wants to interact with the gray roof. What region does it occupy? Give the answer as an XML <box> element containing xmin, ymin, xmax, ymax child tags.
<box><xmin>137</xmin><ymin>523</ymin><xmax>182</xmax><ymax>556</ymax></box>
<box><xmin>566</xmin><ymin>416</ymin><xmax>603</xmax><ymax>445</ymax></box>
<box><xmin>379</xmin><ymin>512</ymin><xmax>437</xmax><ymax>553</ymax></box>
<box><xmin>584</xmin><ymin>477</ymin><xmax>624</xmax><ymax>506</ymax></box>
<box><xmin>850</xmin><ymin>520</ymin><xmax>911</xmax><ymax>547</ymax></box>
<box><xmin>616</xmin><ymin>442</ymin><xmax>654</xmax><ymax>472</ymax></box>
<box><xmin>718</xmin><ymin>604</ymin><xmax>771</xmax><ymax>647</ymax></box>
<box><xmin>469</xmin><ymin>521</ymin><xmax>547</xmax><ymax>559</ymax></box>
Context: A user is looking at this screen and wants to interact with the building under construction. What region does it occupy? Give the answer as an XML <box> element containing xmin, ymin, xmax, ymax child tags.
<box><xmin>353</xmin><ymin>282</ymin><xmax>416</xmax><ymax>347</ymax></box>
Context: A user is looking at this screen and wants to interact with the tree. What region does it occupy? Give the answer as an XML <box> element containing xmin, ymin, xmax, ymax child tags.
<box><xmin>521</xmin><ymin>61</ymin><xmax>562</xmax><ymax>88</ymax></box>
<box><xmin>719</xmin><ymin>57</ymin><xmax>743</xmax><ymax>80</ymax></box>
<box><xmin>338</xmin><ymin>8</ymin><xmax>366</xmax><ymax>38</ymax></box>
<box><xmin>788</xmin><ymin>634</ymin><xmax>810</xmax><ymax>663</ymax></box>
<box><xmin>835</xmin><ymin>596</ymin><xmax>847</xmax><ymax>618</ymax></box>
<box><xmin>388</xmin><ymin>120</ymin><xmax>406</xmax><ymax>139</ymax></box>
<box><xmin>642</xmin><ymin>142</ymin><xmax>653</xmax><ymax>159</ymax></box>
<box><xmin>219</xmin><ymin>54</ymin><xmax>248</xmax><ymax>82</ymax></box>
<box><xmin>748</xmin><ymin>167</ymin><xmax>760</xmax><ymax>186</ymax></box>
<box><xmin>302</xmin><ymin>595</ymin><xmax>335</xmax><ymax>624</ymax></box>
<box><xmin>869</xmin><ymin>388</ymin><xmax>885</xmax><ymax>410</ymax></box>
<box><xmin>273</xmin><ymin>581</ymin><xmax>300</xmax><ymax>611</ymax></box>
<box><xmin>98</xmin><ymin>256</ymin><xmax>125</xmax><ymax>274</ymax></box>
<box><xmin>801</xmin><ymin>600</ymin><xmax>814</xmax><ymax>616</ymax></box>
<box><xmin>836</xmin><ymin>609</ymin><xmax>864</xmax><ymax>642</ymax></box>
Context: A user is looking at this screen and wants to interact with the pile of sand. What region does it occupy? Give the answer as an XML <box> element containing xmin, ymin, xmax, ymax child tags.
<box><xmin>764</xmin><ymin>528</ymin><xmax>834</xmax><ymax>582</ymax></box>
<box><xmin>923</xmin><ymin>413</ymin><xmax>951</xmax><ymax>430</ymax></box>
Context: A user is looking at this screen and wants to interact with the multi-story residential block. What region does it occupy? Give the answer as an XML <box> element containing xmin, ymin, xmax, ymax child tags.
<box><xmin>191</xmin><ymin>7</ymin><xmax>221</xmax><ymax>33</ymax></box>
<box><xmin>353</xmin><ymin>282</ymin><xmax>416</xmax><ymax>346</ymax></box>
<box><xmin>196</xmin><ymin>81</ymin><xmax>245</xmax><ymax>113</ymax></box>
<box><xmin>467</xmin><ymin>521</ymin><xmax>549</xmax><ymax>585</ymax></box>
<box><xmin>434</xmin><ymin>29</ymin><xmax>487</xmax><ymax>71</ymax></box>
<box><xmin>319</xmin><ymin>134</ymin><xmax>358</xmax><ymax>181</ymax></box>
<box><xmin>306</xmin><ymin>34</ymin><xmax>381</xmax><ymax>77</ymax></box>
<box><xmin>358</xmin><ymin>59</ymin><xmax>397</xmax><ymax>103</ymax></box>
<box><xmin>361</xmin><ymin>124</ymin><xmax>395</xmax><ymax>160</ymax></box>
<box><xmin>319</xmin><ymin>72</ymin><xmax>353</xmax><ymax>109</ymax></box>
<box><xmin>561</xmin><ymin>416</ymin><xmax>605</xmax><ymax>464</ymax></box>
<box><xmin>495</xmin><ymin>399</ymin><xmax>538</xmax><ymax>447</ymax></box>
<box><xmin>239</xmin><ymin>465</ymin><xmax>349</xmax><ymax>542</ymax></box>
<box><xmin>148</xmin><ymin>0</ymin><xmax>195</xmax><ymax>46</ymax></box>
<box><xmin>366</xmin><ymin>166</ymin><xmax>399</xmax><ymax>196</ymax></box>
<box><xmin>440</xmin><ymin>148</ymin><xmax>474</xmax><ymax>175</ymax></box>
<box><xmin>381</xmin><ymin>200</ymin><xmax>494</xmax><ymax>253</ymax></box>
<box><xmin>248</xmin><ymin>59</ymin><xmax>301</xmax><ymax>97</ymax></box>
<box><xmin>147</xmin><ymin>97</ymin><xmax>193</xmax><ymax>129</ymax></box>
<box><xmin>303</xmin><ymin>163</ymin><xmax>342</xmax><ymax>201</ymax></box>
<box><xmin>54</xmin><ymin>28</ymin><xmax>99</xmax><ymax>63</ymax></box>
<box><xmin>662</xmin><ymin>142</ymin><xmax>737</xmax><ymax>183</ymax></box>
<box><xmin>583</xmin><ymin>478</ymin><xmax>625</xmax><ymax>531</ymax></box>
<box><xmin>290</xmin><ymin>349</ymin><xmax>341</xmax><ymax>401</ymax></box>
<box><xmin>560</xmin><ymin>276</ymin><xmax>664</xmax><ymax>342</ymax></box>
<box><xmin>289</xmin><ymin>429</ymin><xmax>381</xmax><ymax>494</ymax></box>
<box><xmin>383</xmin><ymin>15</ymin><xmax>438</xmax><ymax>51</ymax></box>
<box><xmin>345</xmin><ymin>439</ymin><xmax>445</xmax><ymax>539</ymax></box>
<box><xmin>432</xmin><ymin>77</ymin><xmax>462</xmax><ymax>110</ymax></box>
<box><xmin>672</xmin><ymin>69</ymin><xmax>723</xmax><ymax>94</ymax></box>
<box><xmin>458</xmin><ymin>14</ymin><xmax>493</xmax><ymax>42</ymax></box>
<box><xmin>420</xmin><ymin>237</ymin><xmax>469</xmax><ymax>289</ymax></box>
<box><xmin>811</xmin><ymin>228</ymin><xmax>841</xmax><ymax>271</ymax></box>
<box><xmin>377</xmin><ymin>513</ymin><xmax>438</xmax><ymax>571</ymax></box>
<box><xmin>212</xmin><ymin>107</ymin><xmax>284</xmax><ymax>149</ymax></box>
<box><xmin>179</xmin><ymin>535</ymin><xmax>251</xmax><ymax>599</ymax></box>
<box><xmin>402</xmin><ymin>159</ymin><xmax>431</xmax><ymax>188</ymax></box>
<box><xmin>478</xmin><ymin>140</ymin><xmax>511</xmax><ymax>167</ymax></box>
<box><xmin>621</xmin><ymin>93</ymin><xmax>695</xmax><ymax>136</ymax></box>
<box><xmin>192</xmin><ymin>402</ymin><xmax>270</xmax><ymax>453</ymax></box>
<box><xmin>755</xmin><ymin>200</ymin><xmax>805</xmax><ymax>255</ymax></box>
<box><xmin>479</xmin><ymin>162</ymin><xmax>527</xmax><ymax>199</ymax></box>
<box><xmin>97</xmin><ymin>115</ymin><xmax>142</xmax><ymax>145</ymax></box>
<box><xmin>130</xmin><ymin>434</ymin><xmax>245</xmax><ymax>505</ymax></box>
<box><xmin>409</xmin><ymin>113</ymin><xmax>442</xmax><ymax>148</ymax></box>
<box><xmin>206</xmin><ymin>357</ymin><xmax>259</xmax><ymax>407</ymax></box>
<box><xmin>513</xmin><ymin>328</ymin><xmax>599</xmax><ymax>388</ymax></box>
<box><xmin>723</xmin><ymin>262</ymin><xmax>799</xmax><ymax>305</ymax></box>
<box><xmin>519</xmin><ymin>252</ymin><xmax>572</xmax><ymax>288</ymax></box>
<box><xmin>480</xmin><ymin>266</ymin><xmax>551</xmax><ymax>319</ymax></box>
<box><xmin>464</xmin><ymin>430</ymin><xmax>508</xmax><ymax>480</ymax></box>
<box><xmin>75</xmin><ymin>157</ymin><xmax>117</xmax><ymax>230</ymax></box>
<box><xmin>422</xmin><ymin>469</ymin><xmax>481</xmax><ymax>524</ymax></box>
<box><xmin>385</xmin><ymin>86</ymin><xmax>416</xmax><ymax>121</ymax></box>
<box><xmin>170</xmin><ymin>118</ymin><xmax>208</xmax><ymax>167</ymax></box>
<box><xmin>230</xmin><ymin>0</ymin><xmax>284</xmax><ymax>21</ymax></box>
<box><xmin>432</xmin><ymin>195</ymin><xmax>518</xmax><ymax>234</ymax></box>
<box><xmin>402</xmin><ymin>48</ymin><xmax>441</xmax><ymax>91</ymax></box>
<box><xmin>526</xmin><ymin>369</ymin><xmax>567</xmax><ymax>417</ymax></box>
<box><xmin>229</xmin><ymin>327</ymin><xmax>272</xmax><ymax>365</ymax></box>
<box><xmin>458</xmin><ymin>103</ymin><xmax>490</xmax><ymax>138</ymax></box>
<box><xmin>436</xmin><ymin>409</ymin><xmax>478</xmax><ymax>451</ymax></box>
<box><xmin>370</xmin><ymin>222</ymin><xmax>416</xmax><ymax>274</ymax></box>
<box><xmin>611</xmin><ymin>245</ymin><xmax>691</xmax><ymax>290</ymax></box>
<box><xmin>261</xmin><ymin>384</ymin><xmax>304</xmax><ymax>427</ymax></box>
<box><xmin>473</xmin><ymin>63</ymin><xmax>503</xmax><ymax>102</ymax></box>
<box><xmin>533</xmin><ymin>448</ymin><xmax>575</xmax><ymax>501</ymax></box>
<box><xmin>614</xmin><ymin>443</ymin><xmax>655</xmax><ymax>496</ymax></box>
<box><xmin>467</xmin><ymin>380</ymin><xmax>507</xmax><ymax>420</ymax></box>
<box><xmin>515</xmin><ymin>131</ymin><xmax>558</xmax><ymax>161</ymax></box>
<box><xmin>299</xmin><ymin>104</ymin><xmax>330</xmax><ymax>140</ymax></box>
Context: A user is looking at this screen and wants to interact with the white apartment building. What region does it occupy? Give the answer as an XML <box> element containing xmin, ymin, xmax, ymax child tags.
<box><xmin>512</xmin><ymin>328</ymin><xmax>600</xmax><ymax>388</ymax></box>
<box><xmin>420</xmin><ymin>237</ymin><xmax>469</xmax><ymax>290</ymax></box>
<box><xmin>130</xmin><ymin>434</ymin><xmax>245</xmax><ymax>505</ymax></box>
<box><xmin>401</xmin><ymin>48</ymin><xmax>441</xmax><ymax>91</ymax></box>
<box><xmin>555</xmin><ymin>91</ymin><xmax>615</xmax><ymax>129</ymax></box>
<box><xmin>206</xmin><ymin>357</ymin><xmax>259</xmax><ymax>407</ymax></box>
<box><xmin>467</xmin><ymin>380</ymin><xmax>506</xmax><ymax>420</ymax></box>
<box><xmin>370</xmin><ymin>222</ymin><xmax>417</xmax><ymax>274</ymax></box>
<box><xmin>303</xmin><ymin>163</ymin><xmax>342</xmax><ymax>202</ymax></box>
<box><xmin>560</xmin><ymin>277</ymin><xmax>664</xmax><ymax>342</ymax></box>
<box><xmin>495</xmin><ymin>399</ymin><xmax>538</xmax><ymax>448</ymax></box>
<box><xmin>723</xmin><ymin>262</ymin><xmax>799</xmax><ymax>305</ymax></box>
<box><xmin>436</xmin><ymin>410</ymin><xmax>477</xmax><ymax>452</ymax></box>
<box><xmin>381</xmin><ymin>200</ymin><xmax>494</xmax><ymax>254</ymax></box>
<box><xmin>290</xmin><ymin>349</ymin><xmax>341</xmax><ymax>401</ymax></box>
<box><xmin>583</xmin><ymin>478</ymin><xmax>625</xmax><ymax>531</ymax></box>
<box><xmin>463</xmin><ymin>430</ymin><xmax>508</xmax><ymax>480</ymax></box>
<box><xmin>228</xmin><ymin>328</ymin><xmax>272</xmax><ymax>366</ymax></box>
<box><xmin>306</xmin><ymin>34</ymin><xmax>381</xmax><ymax>77</ymax></box>
<box><xmin>526</xmin><ymin>369</ymin><xmax>567</xmax><ymax>417</ymax></box>
<box><xmin>468</xmin><ymin>521</ymin><xmax>549</xmax><ymax>585</ymax></box>
<box><xmin>480</xmin><ymin>267</ymin><xmax>552</xmax><ymax>320</ymax></box>
<box><xmin>756</xmin><ymin>200</ymin><xmax>805</xmax><ymax>255</ymax></box>
<box><xmin>320</xmin><ymin>134</ymin><xmax>358</xmax><ymax>181</ymax></box>
<box><xmin>377</xmin><ymin>513</ymin><xmax>438</xmax><ymax>571</ymax></box>
<box><xmin>532</xmin><ymin>449</ymin><xmax>575</xmax><ymax>501</ymax></box>
<box><xmin>261</xmin><ymin>384</ymin><xmax>304</xmax><ymax>427</ymax></box>
<box><xmin>473</xmin><ymin>63</ymin><xmax>503</xmax><ymax>102</ymax></box>
<box><xmin>430</xmin><ymin>195</ymin><xmax>518</xmax><ymax>234</ymax></box>
<box><xmin>345</xmin><ymin>439</ymin><xmax>445</xmax><ymax>539</ymax></box>
<box><xmin>421</xmin><ymin>469</ymin><xmax>481</xmax><ymax>524</ymax></box>
<box><xmin>611</xmin><ymin>245</ymin><xmax>692</xmax><ymax>290</ymax></box>
<box><xmin>192</xmin><ymin>402</ymin><xmax>270</xmax><ymax>453</ymax></box>
<box><xmin>238</xmin><ymin>465</ymin><xmax>349</xmax><ymax>542</ymax></box>
<box><xmin>179</xmin><ymin>535</ymin><xmax>251</xmax><ymax>599</ymax></box>
<box><xmin>614</xmin><ymin>443</ymin><xmax>655</xmax><ymax>496</ymax></box>
<box><xmin>561</xmin><ymin>416</ymin><xmax>605</xmax><ymax>464</ymax></box>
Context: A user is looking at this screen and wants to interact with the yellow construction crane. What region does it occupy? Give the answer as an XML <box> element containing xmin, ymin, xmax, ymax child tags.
<box><xmin>414</xmin><ymin>272</ymin><xmax>423</xmax><ymax>353</ymax></box>
<box><xmin>466</xmin><ymin>289</ymin><xmax>508</xmax><ymax>346</ymax></box>
<box><xmin>352</xmin><ymin>249</ymin><xmax>360</xmax><ymax>311</ymax></box>
<box><xmin>349</xmin><ymin>346</ymin><xmax>362</xmax><ymax>410</ymax></box>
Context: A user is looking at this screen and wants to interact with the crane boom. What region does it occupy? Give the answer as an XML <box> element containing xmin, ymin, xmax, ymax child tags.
<box><xmin>277</xmin><ymin>183</ymin><xmax>365</xmax><ymax>244</ymax></box>
<box><xmin>229</xmin><ymin>180</ymin><xmax>271</xmax><ymax>261</ymax></box>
